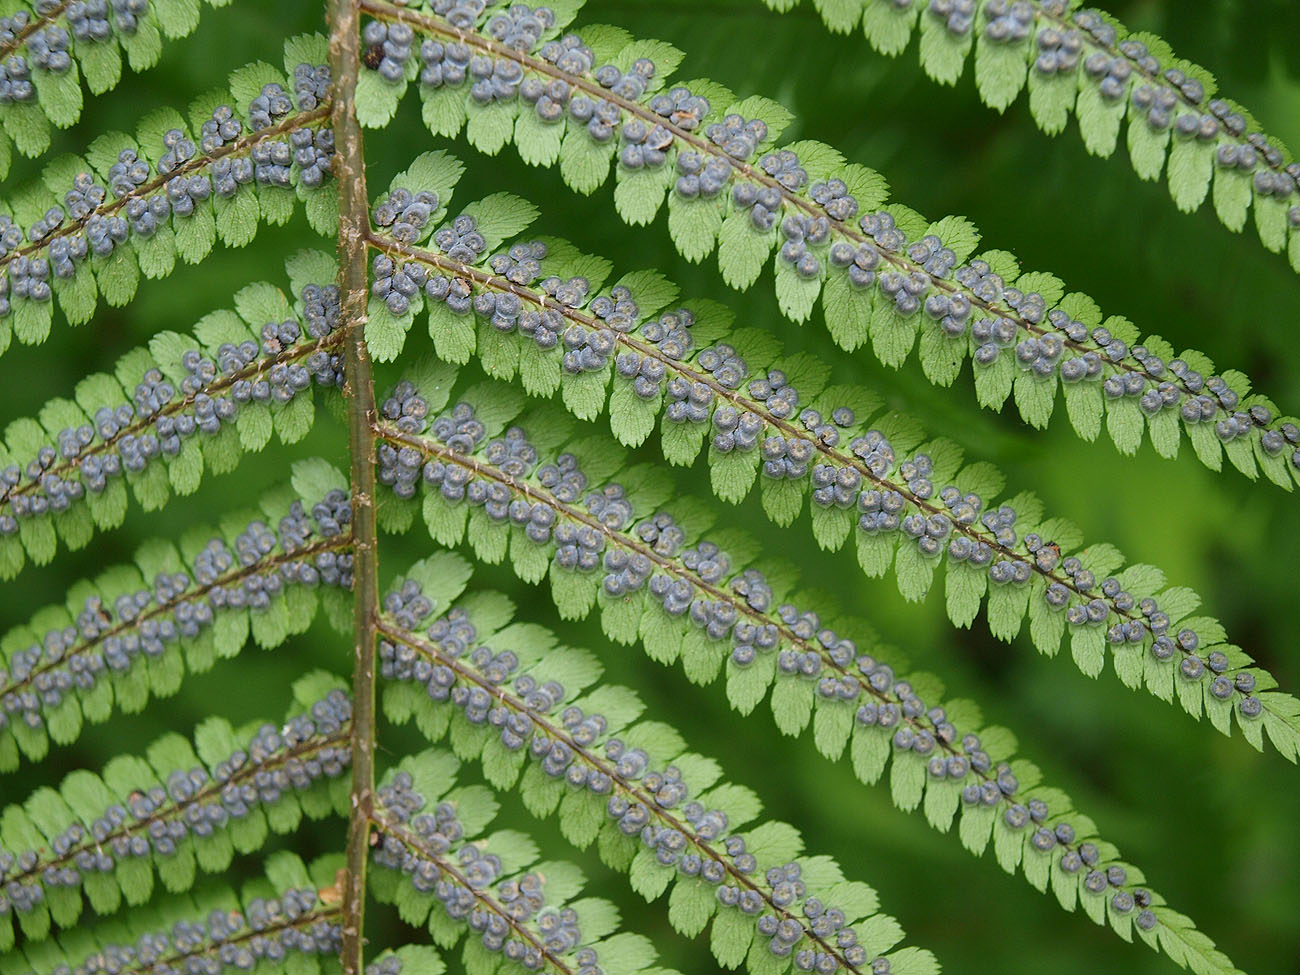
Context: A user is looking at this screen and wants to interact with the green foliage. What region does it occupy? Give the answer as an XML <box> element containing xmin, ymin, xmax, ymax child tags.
<box><xmin>1</xmin><ymin>3</ymin><xmax>1297</xmax><ymax>975</ymax></box>
<box><xmin>377</xmin><ymin>553</ymin><xmax>932</xmax><ymax>975</ymax></box>
<box><xmin>0</xmin><ymin>472</ymin><xmax>351</xmax><ymax>771</ymax></box>
<box><xmin>0</xmin><ymin>252</ymin><xmax>344</xmax><ymax>581</ymax></box>
<box><xmin>368</xmin><ymin>181</ymin><xmax>1300</xmax><ymax>763</ymax></box>
<box><xmin>375</xmin><ymin>373</ymin><xmax>1245</xmax><ymax>975</ymax></box>
<box><xmin>0</xmin><ymin>31</ymin><xmax>336</xmax><ymax>358</ymax></box>
<box><xmin>372</xmin><ymin>3</ymin><xmax>1299</xmax><ymax>489</ymax></box>
<box><xmin>0</xmin><ymin>676</ymin><xmax>348</xmax><ymax>952</ymax></box>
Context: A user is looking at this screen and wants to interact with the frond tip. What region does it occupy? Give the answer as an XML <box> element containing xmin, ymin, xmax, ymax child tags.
<box><xmin>765</xmin><ymin>0</ymin><xmax>1300</xmax><ymax>271</ymax></box>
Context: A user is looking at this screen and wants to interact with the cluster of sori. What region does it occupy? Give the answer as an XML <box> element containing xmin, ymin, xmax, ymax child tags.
<box><xmin>0</xmin><ymin>2</ymin><xmax>83</xmax><ymax>107</ymax></box>
<box><xmin>372</xmin><ymin>5</ymin><xmax>692</xmax><ymax>147</ymax></box>
<box><xmin>289</xmin><ymin>123</ymin><xmax>335</xmax><ymax>189</ymax></box>
<box><xmin>485</xmin><ymin>3</ymin><xmax>553</xmax><ymax>50</ymax></box>
<box><xmin>584</xmin><ymin>283</ymin><xmax>638</xmax><ymax>332</ymax></box>
<box><xmin>380</xmin><ymin>572</ymin><xmax>449</xmax><ymax>642</ymax></box>
<box><xmin>248</xmin><ymin>80</ymin><xmax>294</xmax><ymax>131</ymax></box>
<box><xmin>293</xmin><ymin>61</ymin><xmax>331</xmax><ymax>111</ymax></box>
<box><xmin>0</xmin><ymin>693</ymin><xmax>351</xmax><ymax>916</ymax></box>
<box><xmin>0</xmin><ymin>287</ymin><xmax>344</xmax><ymax>538</ymax></box>
<box><xmin>729</xmin><ymin>178</ymin><xmax>786</xmax><ymax>233</ymax></box>
<box><xmin>1032</xmin><ymin>22</ymin><xmax>1083</xmax><ymax>76</ymax></box>
<box><xmin>709</xmin><ymin>404</ymin><xmax>763</xmax><ymax>455</ymax></box>
<box><xmin>383</xmin><ymin>404</ymin><xmax>781</xmax><ymax>668</ymax></box>
<box><xmin>765</xmin><ymin>602</ymin><xmax>856</xmax><ymax>696</ymax></box>
<box><xmin>371</xmin><ymin>185</ymin><xmax>439</xmax><ymax>244</ymax></box>
<box><xmin>0</xmin><ymin>45</ymin><xmax>35</xmax><ymax>105</ymax></box>
<box><xmin>673</xmin><ymin>148</ymin><xmax>737</xmax><ymax>201</ymax></box>
<box><xmin>872</xmin><ymin>220</ymin><xmax>1294</xmax><ymax>453</ymax></box>
<box><xmin>509</xmin><ymin>273</ymin><xmax>582</xmax><ymax>346</ymax></box>
<box><xmin>486</xmin><ymin>238</ymin><xmax>545</xmax><ymax>286</ymax></box>
<box><xmin>1064</xmin><ymin>5</ymin><xmax>1300</xmax><ymax>198</ymax></box>
<box><xmin>927</xmin><ymin>0</ymin><xmax>977</xmax><ymax>36</ymax></box>
<box><xmin>109</xmin><ymin>0</ymin><xmax>149</xmax><ymax>34</ymax></box>
<box><xmin>704</xmin><ymin>112</ymin><xmax>769</xmax><ymax>161</ymax></box>
<box><xmin>1065</xmin><ymin>564</ymin><xmax>1261</xmax><ymax>712</ymax></box>
<box><xmin>981</xmin><ymin>0</ymin><xmax>1035</xmax><ymax>43</ymax></box>
<box><xmin>373</xmin><ymin>768</ymin><xmax>598</xmax><ymax>971</ymax></box>
<box><xmin>626</xmin><ymin>306</ymin><xmax>694</xmax><ymax>375</ymax></box>
<box><xmin>428</xmin><ymin>213</ymin><xmax>486</xmax><ymax>268</ymax></box>
<box><xmin>733</xmin><ymin>377</ymin><xmax>830</xmax><ymax>471</ymax></box>
<box><xmin>854</xmin><ymin>649</ymin><xmax>1158</xmax><ymax>927</ymax></box>
<box><xmin>380</xmin><ymin>388</ymin><xmax>485</xmax><ymax>499</ymax></box>
<box><xmin>198</xmin><ymin>105</ymin><xmax>244</xmax><ymax>162</ymax></box>
<box><xmin>431</xmin><ymin>230</ymin><xmax>661</xmax><ymax>368</ymax></box>
<box><xmin>0</xmin><ymin>496</ymin><xmax>353</xmax><ymax>734</ymax></box>
<box><xmin>416</xmin><ymin>37</ymin><xmax>472</xmax><ymax>91</ymax></box>
<box><xmin>371</xmin><ymin>3</ymin><xmax>552</xmax><ymax>101</ymax></box>
<box><xmin>370</xmin><ymin>253</ymin><xmax>429</xmax><ymax>316</ymax></box>
<box><xmin>371</xmin><ymin>771</ymin><xmax>468</xmax><ymax>876</ymax></box>
<box><xmin>467</xmin><ymin>49</ymin><xmax>525</xmax><ymax>106</ymax></box>
<box><xmin>377</xmin><ymin>586</ymin><xmax>494</xmax><ymax>695</ymax></box>
<box><xmin>377</xmin><ymin>380</ymin><xmax>431</xmax><ymax>439</ymax></box>
<box><xmin>22</xmin><ymin>21</ymin><xmax>71</xmax><ymax>75</ymax></box>
<box><xmin>618</xmin><ymin>116</ymin><xmax>673</xmax><ymax>170</ymax></box>
<box><xmin>363</xmin><ymin>20</ymin><xmax>416</xmax><ymax>83</ymax></box>
<box><xmin>560</xmin><ymin>315</ymin><xmax>615</xmax><ymax>375</ymax></box>
<box><xmin>41</xmin><ymin>887</ymin><xmax>342</xmax><ymax>975</ymax></box>
<box><xmin>0</xmin><ymin>69</ymin><xmax>334</xmax><ymax>319</ymax></box>
<box><xmin>874</xmin><ymin>271</ymin><xmax>931</xmax><ymax>317</ymax></box>
<box><xmin>778</xmin><ymin>211</ymin><xmax>832</xmax><ymax>280</ymax></box>
<box><xmin>664</xmin><ymin>342</ymin><xmax>745</xmax><ymax>422</ymax></box>
<box><xmin>376</xmin><ymin>609</ymin><xmax>880</xmax><ymax>974</ymax></box>
<box><xmin>247</xmin><ymin>71</ymin><xmax>334</xmax><ymax>188</ymax></box>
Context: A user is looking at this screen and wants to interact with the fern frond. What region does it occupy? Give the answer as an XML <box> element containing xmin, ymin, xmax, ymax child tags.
<box><xmin>356</xmin><ymin>5</ymin><xmax>1300</xmax><ymax>485</ymax></box>
<box><xmin>375</xmin><ymin>554</ymin><xmax>937</xmax><ymax>975</ymax></box>
<box><xmin>0</xmin><ymin>675</ymin><xmax>351</xmax><ymax>950</ymax></box>
<box><xmin>0</xmin><ymin>251</ymin><xmax>346</xmax><ymax>579</ymax></box>
<box><xmin>370</xmin><ymin>379</ymin><xmax>1242</xmax><ymax>975</ymax></box>
<box><xmin>368</xmin><ymin>747</ymin><xmax>682</xmax><ymax>975</ymax></box>
<box><xmin>365</xmin><ymin>201</ymin><xmax>1300</xmax><ymax>763</ymax></box>
<box><xmin>763</xmin><ymin>0</ymin><xmax>1300</xmax><ymax>271</ymax></box>
<box><xmin>0</xmin><ymin>0</ymin><xmax>235</xmax><ymax>169</ymax></box>
<box><xmin>0</xmin><ymin>31</ymin><xmax>337</xmax><ymax>350</ymax></box>
<box><xmin>11</xmin><ymin>850</ymin><xmax>354</xmax><ymax>975</ymax></box>
<box><xmin>0</xmin><ymin>462</ymin><xmax>352</xmax><ymax>770</ymax></box>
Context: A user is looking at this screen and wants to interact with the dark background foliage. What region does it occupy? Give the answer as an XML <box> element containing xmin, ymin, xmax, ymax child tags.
<box><xmin>4</xmin><ymin>1</ymin><xmax>1298</xmax><ymax>972</ymax></box>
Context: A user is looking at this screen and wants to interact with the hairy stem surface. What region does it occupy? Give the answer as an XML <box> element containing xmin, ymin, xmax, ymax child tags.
<box><xmin>330</xmin><ymin>0</ymin><xmax>378</xmax><ymax>971</ymax></box>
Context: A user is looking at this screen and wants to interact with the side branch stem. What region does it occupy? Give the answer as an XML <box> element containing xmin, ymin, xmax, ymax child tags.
<box><xmin>329</xmin><ymin>2</ymin><xmax>378</xmax><ymax>973</ymax></box>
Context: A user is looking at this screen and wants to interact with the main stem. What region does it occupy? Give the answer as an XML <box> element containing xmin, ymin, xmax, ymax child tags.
<box><xmin>329</xmin><ymin>1</ymin><xmax>378</xmax><ymax>972</ymax></box>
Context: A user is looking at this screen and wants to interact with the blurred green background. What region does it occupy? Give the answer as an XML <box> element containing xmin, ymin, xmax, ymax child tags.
<box><xmin>3</xmin><ymin>0</ymin><xmax>1299</xmax><ymax>972</ymax></box>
